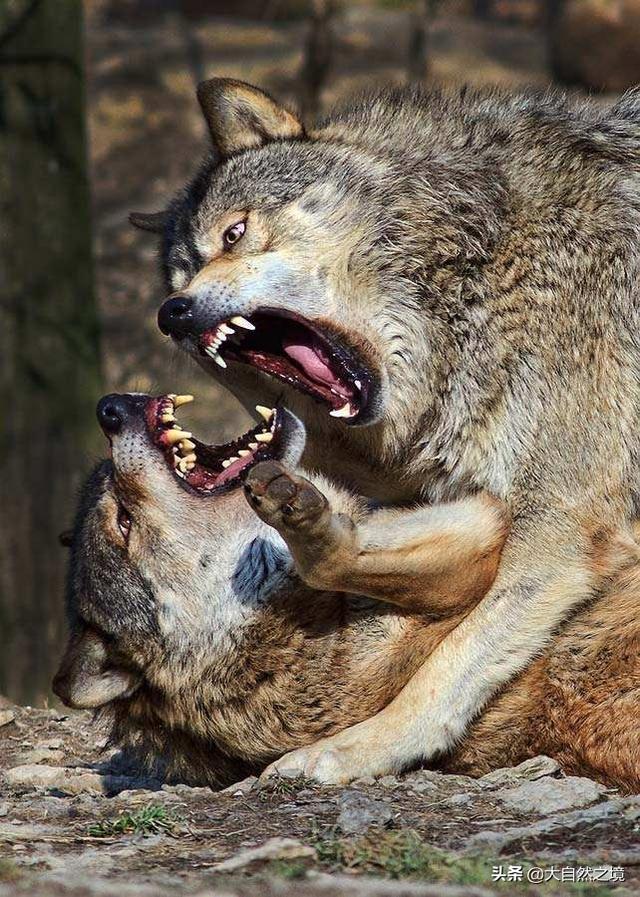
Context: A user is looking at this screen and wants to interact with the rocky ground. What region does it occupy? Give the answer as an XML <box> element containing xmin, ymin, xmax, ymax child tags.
<box><xmin>1</xmin><ymin>705</ymin><xmax>638</xmax><ymax>896</ymax></box>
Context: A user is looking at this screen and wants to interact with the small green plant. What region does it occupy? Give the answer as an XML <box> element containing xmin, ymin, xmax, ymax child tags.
<box><xmin>258</xmin><ymin>773</ymin><xmax>316</xmax><ymax>800</ymax></box>
<box><xmin>312</xmin><ymin>828</ymin><xmax>493</xmax><ymax>884</ymax></box>
<box><xmin>88</xmin><ymin>803</ymin><xmax>180</xmax><ymax>838</ymax></box>
<box><xmin>267</xmin><ymin>858</ymin><xmax>309</xmax><ymax>880</ymax></box>
<box><xmin>311</xmin><ymin>828</ymin><xmax>630</xmax><ymax>894</ymax></box>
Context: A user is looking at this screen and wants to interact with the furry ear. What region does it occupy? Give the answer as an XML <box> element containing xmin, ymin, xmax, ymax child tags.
<box><xmin>128</xmin><ymin>210</ymin><xmax>168</xmax><ymax>233</ymax></box>
<box><xmin>53</xmin><ymin>628</ymin><xmax>140</xmax><ymax>710</ymax></box>
<box><xmin>197</xmin><ymin>78</ymin><xmax>304</xmax><ymax>156</ymax></box>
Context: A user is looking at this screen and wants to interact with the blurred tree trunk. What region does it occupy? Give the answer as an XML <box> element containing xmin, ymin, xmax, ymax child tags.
<box><xmin>299</xmin><ymin>0</ymin><xmax>334</xmax><ymax>122</ymax></box>
<box><xmin>0</xmin><ymin>0</ymin><xmax>102</xmax><ymax>704</ymax></box>
<box><xmin>408</xmin><ymin>0</ymin><xmax>440</xmax><ymax>82</ymax></box>
<box><xmin>472</xmin><ymin>0</ymin><xmax>493</xmax><ymax>19</ymax></box>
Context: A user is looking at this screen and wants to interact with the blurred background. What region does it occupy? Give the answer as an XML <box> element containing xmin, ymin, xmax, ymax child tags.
<box><xmin>2</xmin><ymin>0</ymin><xmax>639</xmax><ymax>705</ymax></box>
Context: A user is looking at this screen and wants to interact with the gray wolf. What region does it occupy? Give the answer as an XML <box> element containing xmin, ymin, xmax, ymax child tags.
<box><xmin>134</xmin><ymin>79</ymin><xmax>640</xmax><ymax>781</ymax></box>
<box><xmin>53</xmin><ymin>393</ymin><xmax>640</xmax><ymax>791</ymax></box>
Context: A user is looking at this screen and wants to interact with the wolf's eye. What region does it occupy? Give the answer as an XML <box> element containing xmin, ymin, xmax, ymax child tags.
<box><xmin>222</xmin><ymin>221</ymin><xmax>246</xmax><ymax>249</ymax></box>
<box><xmin>117</xmin><ymin>506</ymin><xmax>131</xmax><ymax>543</ymax></box>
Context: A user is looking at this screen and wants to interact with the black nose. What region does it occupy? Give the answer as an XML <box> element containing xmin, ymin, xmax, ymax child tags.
<box><xmin>97</xmin><ymin>394</ymin><xmax>132</xmax><ymax>436</ymax></box>
<box><xmin>158</xmin><ymin>295</ymin><xmax>194</xmax><ymax>338</ymax></box>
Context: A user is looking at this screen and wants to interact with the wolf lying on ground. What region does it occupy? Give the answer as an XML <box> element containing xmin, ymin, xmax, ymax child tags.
<box><xmin>53</xmin><ymin>393</ymin><xmax>640</xmax><ymax>791</ymax></box>
<box><xmin>140</xmin><ymin>79</ymin><xmax>640</xmax><ymax>781</ymax></box>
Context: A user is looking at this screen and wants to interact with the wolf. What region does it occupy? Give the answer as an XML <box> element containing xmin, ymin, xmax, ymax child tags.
<box><xmin>133</xmin><ymin>79</ymin><xmax>640</xmax><ymax>781</ymax></box>
<box><xmin>53</xmin><ymin>392</ymin><xmax>640</xmax><ymax>791</ymax></box>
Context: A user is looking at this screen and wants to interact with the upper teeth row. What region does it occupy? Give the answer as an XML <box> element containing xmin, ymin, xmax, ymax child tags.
<box><xmin>157</xmin><ymin>394</ymin><xmax>197</xmax><ymax>474</ymax></box>
<box><xmin>204</xmin><ymin>315</ymin><xmax>255</xmax><ymax>368</ymax></box>
<box><xmin>203</xmin><ymin>315</ymin><xmax>360</xmax><ymax>421</ymax></box>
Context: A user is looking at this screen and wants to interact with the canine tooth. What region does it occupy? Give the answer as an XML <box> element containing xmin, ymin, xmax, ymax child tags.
<box><xmin>330</xmin><ymin>403</ymin><xmax>354</xmax><ymax>418</ymax></box>
<box><xmin>206</xmin><ymin>345</ymin><xmax>227</xmax><ymax>367</ymax></box>
<box><xmin>255</xmin><ymin>431</ymin><xmax>273</xmax><ymax>443</ymax></box>
<box><xmin>230</xmin><ymin>315</ymin><xmax>255</xmax><ymax>330</ymax></box>
<box><xmin>165</xmin><ymin>429</ymin><xmax>191</xmax><ymax>445</ymax></box>
<box><xmin>179</xmin><ymin>438</ymin><xmax>196</xmax><ymax>452</ymax></box>
<box><xmin>354</xmin><ymin>379</ymin><xmax>362</xmax><ymax>390</ymax></box>
<box><xmin>238</xmin><ymin>449</ymin><xmax>252</xmax><ymax>457</ymax></box>
<box><xmin>220</xmin><ymin>323</ymin><xmax>235</xmax><ymax>335</ymax></box>
<box><xmin>174</xmin><ymin>394</ymin><xmax>194</xmax><ymax>407</ymax></box>
<box><xmin>249</xmin><ymin>442</ymin><xmax>259</xmax><ymax>451</ymax></box>
<box><xmin>255</xmin><ymin>404</ymin><xmax>273</xmax><ymax>422</ymax></box>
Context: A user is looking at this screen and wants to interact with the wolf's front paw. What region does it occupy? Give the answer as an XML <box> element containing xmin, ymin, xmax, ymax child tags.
<box><xmin>244</xmin><ymin>461</ymin><xmax>329</xmax><ymax>532</ymax></box>
<box><xmin>260</xmin><ymin>720</ymin><xmax>403</xmax><ymax>786</ymax></box>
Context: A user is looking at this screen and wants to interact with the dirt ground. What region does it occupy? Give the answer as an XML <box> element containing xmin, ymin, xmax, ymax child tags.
<box><xmin>1</xmin><ymin>706</ymin><xmax>639</xmax><ymax>896</ymax></box>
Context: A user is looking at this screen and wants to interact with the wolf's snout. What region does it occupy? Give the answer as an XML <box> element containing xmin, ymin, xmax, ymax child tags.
<box><xmin>158</xmin><ymin>295</ymin><xmax>194</xmax><ymax>338</ymax></box>
<box><xmin>97</xmin><ymin>394</ymin><xmax>141</xmax><ymax>436</ymax></box>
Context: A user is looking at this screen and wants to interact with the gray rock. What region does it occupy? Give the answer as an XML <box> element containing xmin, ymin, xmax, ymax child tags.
<box><xmin>0</xmin><ymin>709</ymin><xmax>15</xmax><ymax>728</ymax></box>
<box><xmin>467</xmin><ymin>799</ymin><xmax>623</xmax><ymax>852</ymax></box>
<box><xmin>444</xmin><ymin>792</ymin><xmax>474</xmax><ymax>808</ymax></box>
<box><xmin>408</xmin><ymin>781</ymin><xmax>439</xmax><ymax>795</ymax></box>
<box><xmin>22</xmin><ymin>748</ymin><xmax>65</xmax><ymax>765</ymax></box>
<box><xmin>160</xmin><ymin>783</ymin><xmax>212</xmax><ymax>797</ymax></box>
<box><xmin>213</xmin><ymin>836</ymin><xmax>316</xmax><ymax>872</ymax></box>
<box><xmin>496</xmin><ymin>774</ymin><xmax>608</xmax><ymax>815</ymax></box>
<box><xmin>623</xmin><ymin>802</ymin><xmax>640</xmax><ymax>822</ymax></box>
<box><xmin>479</xmin><ymin>755</ymin><xmax>560</xmax><ymax>788</ymax></box>
<box><xmin>337</xmin><ymin>789</ymin><xmax>394</xmax><ymax>834</ymax></box>
<box><xmin>377</xmin><ymin>775</ymin><xmax>400</xmax><ymax>788</ymax></box>
<box><xmin>4</xmin><ymin>764</ymin><xmax>161</xmax><ymax>796</ymax></box>
<box><xmin>0</xmin><ymin>803</ymin><xmax>9</xmax><ymax>817</ymax></box>
<box><xmin>221</xmin><ymin>775</ymin><xmax>258</xmax><ymax>795</ymax></box>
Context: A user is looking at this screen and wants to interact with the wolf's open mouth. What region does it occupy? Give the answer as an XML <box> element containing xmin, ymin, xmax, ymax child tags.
<box><xmin>197</xmin><ymin>309</ymin><xmax>372</xmax><ymax>423</ymax></box>
<box><xmin>146</xmin><ymin>394</ymin><xmax>284</xmax><ymax>494</ymax></box>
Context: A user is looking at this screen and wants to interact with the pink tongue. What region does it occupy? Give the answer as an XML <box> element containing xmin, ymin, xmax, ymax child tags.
<box><xmin>283</xmin><ymin>333</ymin><xmax>352</xmax><ymax>395</ymax></box>
<box><xmin>216</xmin><ymin>454</ymin><xmax>255</xmax><ymax>485</ymax></box>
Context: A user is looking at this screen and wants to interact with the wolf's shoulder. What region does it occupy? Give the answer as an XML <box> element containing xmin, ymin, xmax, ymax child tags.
<box><xmin>320</xmin><ymin>85</ymin><xmax>640</xmax><ymax>166</ymax></box>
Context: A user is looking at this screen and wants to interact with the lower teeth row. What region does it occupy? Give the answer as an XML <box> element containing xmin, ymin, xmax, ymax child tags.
<box><xmin>163</xmin><ymin>400</ymin><xmax>276</xmax><ymax>481</ymax></box>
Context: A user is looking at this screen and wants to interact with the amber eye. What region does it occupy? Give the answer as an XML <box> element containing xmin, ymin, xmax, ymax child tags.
<box><xmin>117</xmin><ymin>506</ymin><xmax>131</xmax><ymax>543</ymax></box>
<box><xmin>223</xmin><ymin>221</ymin><xmax>246</xmax><ymax>249</ymax></box>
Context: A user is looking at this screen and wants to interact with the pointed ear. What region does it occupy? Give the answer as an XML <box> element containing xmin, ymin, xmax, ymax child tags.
<box><xmin>128</xmin><ymin>210</ymin><xmax>168</xmax><ymax>234</ymax></box>
<box><xmin>197</xmin><ymin>78</ymin><xmax>304</xmax><ymax>157</ymax></box>
<box><xmin>53</xmin><ymin>628</ymin><xmax>140</xmax><ymax>710</ymax></box>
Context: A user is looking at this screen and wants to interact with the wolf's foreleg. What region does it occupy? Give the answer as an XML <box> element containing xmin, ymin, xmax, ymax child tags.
<box><xmin>244</xmin><ymin>460</ymin><xmax>508</xmax><ymax>615</ymax></box>
<box><xmin>260</xmin><ymin>515</ymin><xmax>601</xmax><ymax>783</ymax></box>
